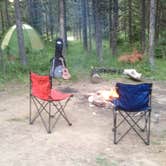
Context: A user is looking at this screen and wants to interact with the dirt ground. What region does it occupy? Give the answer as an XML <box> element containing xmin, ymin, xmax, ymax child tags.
<box><xmin>0</xmin><ymin>77</ymin><xmax>166</xmax><ymax>166</ymax></box>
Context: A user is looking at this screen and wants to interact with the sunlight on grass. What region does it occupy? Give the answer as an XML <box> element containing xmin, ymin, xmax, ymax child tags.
<box><xmin>67</xmin><ymin>36</ymin><xmax>75</xmax><ymax>41</ymax></box>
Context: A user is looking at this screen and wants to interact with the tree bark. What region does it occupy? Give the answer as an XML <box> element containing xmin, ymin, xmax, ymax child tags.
<box><xmin>111</xmin><ymin>0</ymin><xmax>118</xmax><ymax>56</ymax></box>
<box><xmin>64</xmin><ymin>0</ymin><xmax>68</xmax><ymax>47</ymax></box>
<box><xmin>93</xmin><ymin>0</ymin><xmax>103</xmax><ymax>62</ymax></box>
<box><xmin>59</xmin><ymin>0</ymin><xmax>66</xmax><ymax>56</ymax></box>
<box><xmin>155</xmin><ymin>0</ymin><xmax>160</xmax><ymax>44</ymax></box>
<box><xmin>5</xmin><ymin>0</ymin><xmax>10</xmax><ymax>28</ymax></box>
<box><xmin>109</xmin><ymin>0</ymin><xmax>112</xmax><ymax>48</ymax></box>
<box><xmin>14</xmin><ymin>0</ymin><xmax>27</xmax><ymax>65</ymax></box>
<box><xmin>149</xmin><ymin>0</ymin><xmax>156</xmax><ymax>68</ymax></box>
<box><xmin>48</xmin><ymin>0</ymin><xmax>54</xmax><ymax>41</ymax></box>
<box><xmin>128</xmin><ymin>0</ymin><xmax>132</xmax><ymax>44</ymax></box>
<box><xmin>0</xmin><ymin>47</ymin><xmax>4</xmax><ymax>72</ymax></box>
<box><xmin>81</xmin><ymin>0</ymin><xmax>88</xmax><ymax>50</ymax></box>
<box><xmin>87</xmin><ymin>0</ymin><xmax>92</xmax><ymax>51</ymax></box>
<box><xmin>0</xmin><ymin>9</ymin><xmax>5</xmax><ymax>33</ymax></box>
<box><xmin>141</xmin><ymin>0</ymin><xmax>146</xmax><ymax>52</ymax></box>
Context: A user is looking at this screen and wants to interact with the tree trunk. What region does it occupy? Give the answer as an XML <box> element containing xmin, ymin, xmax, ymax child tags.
<box><xmin>81</xmin><ymin>0</ymin><xmax>88</xmax><ymax>50</ymax></box>
<box><xmin>155</xmin><ymin>0</ymin><xmax>160</xmax><ymax>44</ymax></box>
<box><xmin>48</xmin><ymin>0</ymin><xmax>54</xmax><ymax>41</ymax></box>
<box><xmin>26</xmin><ymin>0</ymin><xmax>33</xmax><ymax>26</ymax></box>
<box><xmin>147</xmin><ymin>0</ymin><xmax>150</xmax><ymax>37</ymax></box>
<box><xmin>45</xmin><ymin>11</ymin><xmax>49</xmax><ymax>40</ymax></box>
<box><xmin>14</xmin><ymin>0</ymin><xmax>27</xmax><ymax>66</ymax></box>
<box><xmin>0</xmin><ymin>9</ymin><xmax>5</xmax><ymax>33</ymax></box>
<box><xmin>111</xmin><ymin>0</ymin><xmax>118</xmax><ymax>56</ymax></box>
<box><xmin>149</xmin><ymin>0</ymin><xmax>156</xmax><ymax>68</ymax></box>
<box><xmin>128</xmin><ymin>0</ymin><xmax>132</xmax><ymax>44</ymax></box>
<box><xmin>87</xmin><ymin>0</ymin><xmax>92</xmax><ymax>51</ymax></box>
<box><xmin>5</xmin><ymin>0</ymin><xmax>10</xmax><ymax>28</ymax></box>
<box><xmin>30</xmin><ymin>0</ymin><xmax>42</xmax><ymax>34</ymax></box>
<box><xmin>93</xmin><ymin>0</ymin><xmax>103</xmax><ymax>62</ymax></box>
<box><xmin>109</xmin><ymin>0</ymin><xmax>112</xmax><ymax>48</ymax></box>
<box><xmin>0</xmin><ymin>47</ymin><xmax>4</xmax><ymax>73</ymax></box>
<box><xmin>141</xmin><ymin>0</ymin><xmax>146</xmax><ymax>52</ymax></box>
<box><xmin>59</xmin><ymin>0</ymin><xmax>66</xmax><ymax>56</ymax></box>
<box><xmin>64</xmin><ymin>0</ymin><xmax>68</xmax><ymax>47</ymax></box>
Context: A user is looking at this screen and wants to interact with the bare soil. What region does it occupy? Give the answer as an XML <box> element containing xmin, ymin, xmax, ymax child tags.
<box><xmin>0</xmin><ymin>77</ymin><xmax>166</xmax><ymax>166</ymax></box>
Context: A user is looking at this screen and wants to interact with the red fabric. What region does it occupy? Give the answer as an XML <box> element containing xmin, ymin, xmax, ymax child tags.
<box><xmin>30</xmin><ymin>72</ymin><xmax>73</xmax><ymax>101</ymax></box>
<box><xmin>31</xmin><ymin>72</ymin><xmax>51</xmax><ymax>100</ymax></box>
<box><xmin>51</xmin><ymin>89</ymin><xmax>73</xmax><ymax>101</ymax></box>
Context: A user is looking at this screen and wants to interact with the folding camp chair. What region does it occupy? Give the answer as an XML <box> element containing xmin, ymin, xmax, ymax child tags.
<box><xmin>112</xmin><ymin>83</ymin><xmax>152</xmax><ymax>145</ymax></box>
<box><xmin>29</xmin><ymin>72</ymin><xmax>73</xmax><ymax>133</ymax></box>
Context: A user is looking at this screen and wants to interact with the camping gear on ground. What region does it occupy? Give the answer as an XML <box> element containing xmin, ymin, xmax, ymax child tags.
<box><xmin>91</xmin><ymin>67</ymin><xmax>142</xmax><ymax>82</ymax></box>
<box><xmin>1</xmin><ymin>24</ymin><xmax>44</xmax><ymax>51</ymax></box>
<box><xmin>90</xmin><ymin>73</ymin><xmax>102</xmax><ymax>84</ymax></box>
<box><xmin>55</xmin><ymin>38</ymin><xmax>63</xmax><ymax>54</ymax></box>
<box><xmin>50</xmin><ymin>57</ymin><xmax>63</xmax><ymax>78</ymax></box>
<box><xmin>123</xmin><ymin>69</ymin><xmax>142</xmax><ymax>81</ymax></box>
<box><xmin>91</xmin><ymin>67</ymin><xmax>123</xmax><ymax>75</ymax></box>
<box><xmin>49</xmin><ymin>56</ymin><xmax>71</xmax><ymax>79</ymax></box>
<box><xmin>90</xmin><ymin>67</ymin><xmax>122</xmax><ymax>84</ymax></box>
<box><xmin>29</xmin><ymin>72</ymin><xmax>73</xmax><ymax>133</ymax></box>
<box><xmin>112</xmin><ymin>82</ymin><xmax>152</xmax><ymax>145</ymax></box>
<box><xmin>59</xmin><ymin>57</ymin><xmax>71</xmax><ymax>80</ymax></box>
<box><xmin>50</xmin><ymin>38</ymin><xmax>71</xmax><ymax>79</ymax></box>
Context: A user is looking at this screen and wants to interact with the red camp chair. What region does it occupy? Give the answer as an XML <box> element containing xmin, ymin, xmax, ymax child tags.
<box><xmin>29</xmin><ymin>72</ymin><xmax>73</xmax><ymax>133</ymax></box>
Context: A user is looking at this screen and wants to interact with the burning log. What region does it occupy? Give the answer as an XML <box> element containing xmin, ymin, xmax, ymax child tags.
<box><xmin>88</xmin><ymin>88</ymin><xmax>119</xmax><ymax>108</ymax></box>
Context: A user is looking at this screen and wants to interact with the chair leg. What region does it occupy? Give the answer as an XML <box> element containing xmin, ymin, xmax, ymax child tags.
<box><xmin>113</xmin><ymin>110</ymin><xmax>151</xmax><ymax>145</ymax></box>
<box><xmin>29</xmin><ymin>96</ymin><xmax>72</xmax><ymax>133</ymax></box>
<box><xmin>52</xmin><ymin>102</ymin><xmax>72</xmax><ymax>126</ymax></box>
<box><xmin>141</xmin><ymin>110</ymin><xmax>151</xmax><ymax>145</ymax></box>
<box><xmin>146</xmin><ymin>111</ymin><xmax>151</xmax><ymax>145</ymax></box>
<box><xmin>48</xmin><ymin>102</ymin><xmax>51</xmax><ymax>133</ymax></box>
<box><xmin>60</xmin><ymin>109</ymin><xmax>72</xmax><ymax>126</ymax></box>
<box><xmin>29</xmin><ymin>95</ymin><xmax>33</xmax><ymax>124</ymax></box>
<box><xmin>113</xmin><ymin>108</ymin><xmax>117</xmax><ymax>144</ymax></box>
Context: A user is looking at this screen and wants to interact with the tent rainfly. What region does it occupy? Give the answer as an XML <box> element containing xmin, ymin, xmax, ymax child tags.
<box><xmin>1</xmin><ymin>24</ymin><xmax>44</xmax><ymax>50</ymax></box>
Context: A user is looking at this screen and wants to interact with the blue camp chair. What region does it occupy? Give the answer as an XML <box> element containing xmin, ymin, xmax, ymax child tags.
<box><xmin>112</xmin><ymin>83</ymin><xmax>152</xmax><ymax>145</ymax></box>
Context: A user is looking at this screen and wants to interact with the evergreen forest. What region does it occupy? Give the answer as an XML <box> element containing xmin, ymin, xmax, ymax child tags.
<box><xmin>0</xmin><ymin>0</ymin><xmax>166</xmax><ymax>83</ymax></box>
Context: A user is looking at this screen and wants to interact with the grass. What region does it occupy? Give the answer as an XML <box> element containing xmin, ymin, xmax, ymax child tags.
<box><xmin>0</xmin><ymin>38</ymin><xmax>166</xmax><ymax>86</ymax></box>
<box><xmin>96</xmin><ymin>155</ymin><xmax>118</xmax><ymax>166</ymax></box>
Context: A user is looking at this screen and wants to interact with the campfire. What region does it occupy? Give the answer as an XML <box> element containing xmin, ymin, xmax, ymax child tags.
<box><xmin>88</xmin><ymin>88</ymin><xmax>119</xmax><ymax>108</ymax></box>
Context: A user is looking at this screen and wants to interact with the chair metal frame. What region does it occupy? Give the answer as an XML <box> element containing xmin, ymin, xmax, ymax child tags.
<box><xmin>29</xmin><ymin>72</ymin><xmax>73</xmax><ymax>133</ymax></box>
<box><xmin>113</xmin><ymin>83</ymin><xmax>152</xmax><ymax>145</ymax></box>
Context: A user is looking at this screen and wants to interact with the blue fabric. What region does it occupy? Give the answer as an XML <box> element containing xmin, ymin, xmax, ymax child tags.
<box><xmin>112</xmin><ymin>83</ymin><xmax>152</xmax><ymax>112</ymax></box>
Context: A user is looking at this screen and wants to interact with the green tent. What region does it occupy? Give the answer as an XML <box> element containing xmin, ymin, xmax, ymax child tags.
<box><xmin>1</xmin><ymin>24</ymin><xmax>44</xmax><ymax>51</ymax></box>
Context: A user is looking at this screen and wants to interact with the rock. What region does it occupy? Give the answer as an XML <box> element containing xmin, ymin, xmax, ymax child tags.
<box><xmin>91</xmin><ymin>73</ymin><xmax>102</xmax><ymax>83</ymax></box>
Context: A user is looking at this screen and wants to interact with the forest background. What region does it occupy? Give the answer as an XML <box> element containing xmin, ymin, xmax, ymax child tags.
<box><xmin>0</xmin><ymin>0</ymin><xmax>165</xmax><ymax>84</ymax></box>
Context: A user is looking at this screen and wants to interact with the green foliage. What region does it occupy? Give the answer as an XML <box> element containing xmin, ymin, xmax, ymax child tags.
<box><xmin>67</xmin><ymin>41</ymin><xmax>98</xmax><ymax>79</ymax></box>
<box><xmin>0</xmin><ymin>39</ymin><xmax>166</xmax><ymax>86</ymax></box>
<box><xmin>96</xmin><ymin>155</ymin><xmax>118</xmax><ymax>166</ymax></box>
<box><xmin>155</xmin><ymin>31</ymin><xmax>166</xmax><ymax>59</ymax></box>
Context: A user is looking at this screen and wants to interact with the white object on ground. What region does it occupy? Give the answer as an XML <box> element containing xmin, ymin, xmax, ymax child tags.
<box><xmin>123</xmin><ymin>69</ymin><xmax>142</xmax><ymax>80</ymax></box>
